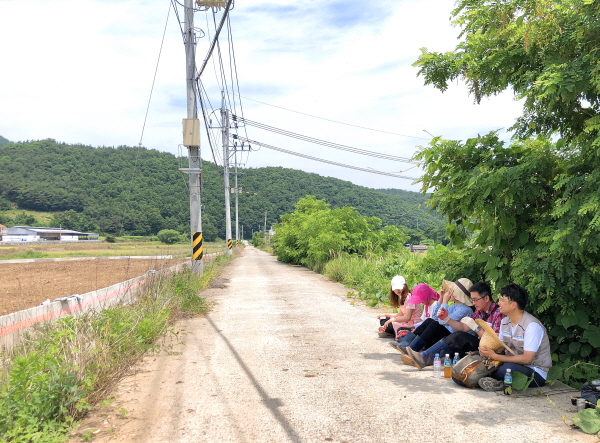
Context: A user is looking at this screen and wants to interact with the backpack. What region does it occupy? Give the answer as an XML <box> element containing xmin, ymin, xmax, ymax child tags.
<box><xmin>451</xmin><ymin>353</ymin><xmax>502</xmax><ymax>388</ymax></box>
<box><xmin>571</xmin><ymin>382</ymin><xmax>600</xmax><ymax>408</ymax></box>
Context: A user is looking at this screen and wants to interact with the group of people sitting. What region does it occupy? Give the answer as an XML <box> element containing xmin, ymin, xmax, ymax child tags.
<box><xmin>376</xmin><ymin>276</ymin><xmax>552</xmax><ymax>391</ymax></box>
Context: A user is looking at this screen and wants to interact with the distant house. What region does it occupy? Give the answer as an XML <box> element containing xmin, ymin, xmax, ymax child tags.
<box><xmin>410</xmin><ymin>244</ymin><xmax>429</xmax><ymax>253</ymax></box>
<box><xmin>2</xmin><ymin>226</ymin><xmax>99</xmax><ymax>242</ymax></box>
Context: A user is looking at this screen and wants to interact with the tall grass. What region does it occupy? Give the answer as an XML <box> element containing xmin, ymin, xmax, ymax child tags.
<box><xmin>323</xmin><ymin>249</ymin><xmax>446</xmax><ymax>307</ymax></box>
<box><xmin>0</xmin><ymin>254</ymin><xmax>231</xmax><ymax>443</ymax></box>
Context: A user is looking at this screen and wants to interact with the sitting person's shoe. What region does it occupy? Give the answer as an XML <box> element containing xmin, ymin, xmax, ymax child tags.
<box><xmin>478</xmin><ymin>377</ymin><xmax>504</xmax><ymax>392</ymax></box>
<box><xmin>400</xmin><ymin>354</ymin><xmax>416</xmax><ymax>367</ymax></box>
<box><xmin>378</xmin><ymin>331</ymin><xmax>395</xmax><ymax>338</ymax></box>
<box><xmin>389</xmin><ymin>342</ymin><xmax>403</xmax><ymax>351</ymax></box>
<box><xmin>406</xmin><ymin>348</ymin><xmax>428</xmax><ymax>371</ymax></box>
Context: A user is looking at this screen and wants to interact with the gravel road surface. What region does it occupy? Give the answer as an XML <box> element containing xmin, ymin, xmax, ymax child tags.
<box><xmin>73</xmin><ymin>247</ymin><xmax>595</xmax><ymax>443</ymax></box>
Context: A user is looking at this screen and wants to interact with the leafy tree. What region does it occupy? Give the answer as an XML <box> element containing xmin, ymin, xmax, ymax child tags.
<box><xmin>273</xmin><ymin>196</ymin><xmax>408</xmax><ymax>270</ymax></box>
<box><xmin>0</xmin><ymin>135</ymin><xmax>8</xmax><ymax>148</ymax></box>
<box><xmin>12</xmin><ymin>211</ymin><xmax>39</xmax><ymax>227</ymax></box>
<box><xmin>413</xmin><ymin>0</ymin><xmax>600</xmax><ymax>378</ymax></box>
<box><xmin>157</xmin><ymin>229</ymin><xmax>182</xmax><ymax>245</ymax></box>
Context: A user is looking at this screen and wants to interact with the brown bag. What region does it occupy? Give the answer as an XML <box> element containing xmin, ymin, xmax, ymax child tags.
<box><xmin>451</xmin><ymin>353</ymin><xmax>502</xmax><ymax>388</ymax></box>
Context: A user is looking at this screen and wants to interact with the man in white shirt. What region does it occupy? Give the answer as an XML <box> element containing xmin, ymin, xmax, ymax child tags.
<box><xmin>478</xmin><ymin>284</ymin><xmax>552</xmax><ymax>391</ymax></box>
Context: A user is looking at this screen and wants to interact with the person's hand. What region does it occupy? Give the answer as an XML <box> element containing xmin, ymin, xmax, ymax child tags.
<box><xmin>460</xmin><ymin>317</ymin><xmax>478</xmax><ymax>331</ymax></box>
<box><xmin>443</xmin><ymin>287</ymin><xmax>453</xmax><ymax>303</ymax></box>
<box><xmin>479</xmin><ymin>345</ymin><xmax>496</xmax><ymax>359</ymax></box>
<box><xmin>438</xmin><ymin>307</ymin><xmax>449</xmax><ymax>322</ymax></box>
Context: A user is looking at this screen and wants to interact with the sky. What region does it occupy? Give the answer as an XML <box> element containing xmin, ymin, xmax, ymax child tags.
<box><xmin>0</xmin><ymin>0</ymin><xmax>524</xmax><ymax>192</ymax></box>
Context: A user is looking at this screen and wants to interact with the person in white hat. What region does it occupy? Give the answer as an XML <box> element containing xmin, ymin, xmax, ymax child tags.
<box><xmin>376</xmin><ymin>276</ymin><xmax>422</xmax><ymax>338</ymax></box>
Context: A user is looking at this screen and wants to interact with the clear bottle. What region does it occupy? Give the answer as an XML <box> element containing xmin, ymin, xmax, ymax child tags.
<box><xmin>443</xmin><ymin>354</ymin><xmax>452</xmax><ymax>378</ymax></box>
<box><xmin>503</xmin><ymin>369</ymin><xmax>512</xmax><ymax>395</ymax></box>
<box><xmin>453</xmin><ymin>352</ymin><xmax>460</xmax><ymax>366</ymax></box>
<box><xmin>433</xmin><ymin>353</ymin><xmax>442</xmax><ymax>379</ymax></box>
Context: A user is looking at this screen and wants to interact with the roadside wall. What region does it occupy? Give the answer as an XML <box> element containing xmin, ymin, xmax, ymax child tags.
<box><xmin>0</xmin><ymin>258</ymin><xmax>203</xmax><ymax>352</ymax></box>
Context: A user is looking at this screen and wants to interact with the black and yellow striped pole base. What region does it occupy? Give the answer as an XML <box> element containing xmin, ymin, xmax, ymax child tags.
<box><xmin>192</xmin><ymin>232</ymin><xmax>204</xmax><ymax>260</ymax></box>
<box><xmin>227</xmin><ymin>238</ymin><xmax>233</xmax><ymax>250</ymax></box>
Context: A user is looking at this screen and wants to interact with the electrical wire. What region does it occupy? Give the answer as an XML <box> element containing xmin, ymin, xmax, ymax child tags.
<box><xmin>232</xmin><ymin>135</ymin><xmax>419</xmax><ymax>180</ymax></box>
<box><xmin>138</xmin><ymin>2</ymin><xmax>171</xmax><ymax>147</ymax></box>
<box><xmin>230</xmin><ymin>93</ymin><xmax>430</xmax><ymax>140</ymax></box>
<box><xmin>196</xmin><ymin>0</ymin><xmax>233</xmax><ymax>79</ymax></box>
<box><xmin>232</xmin><ymin>115</ymin><xmax>417</xmax><ymax>164</ymax></box>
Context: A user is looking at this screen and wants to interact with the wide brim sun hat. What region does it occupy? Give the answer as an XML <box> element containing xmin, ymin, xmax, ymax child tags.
<box><xmin>391</xmin><ymin>275</ymin><xmax>406</xmax><ymax>291</ymax></box>
<box><xmin>475</xmin><ymin>319</ymin><xmax>514</xmax><ymax>354</ymax></box>
<box><xmin>407</xmin><ymin>283</ymin><xmax>439</xmax><ymax>305</ymax></box>
<box><xmin>442</xmin><ymin>278</ymin><xmax>474</xmax><ymax>306</ymax></box>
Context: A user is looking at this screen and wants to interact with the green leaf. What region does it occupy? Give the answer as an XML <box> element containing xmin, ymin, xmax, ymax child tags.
<box><xmin>560</xmin><ymin>314</ymin><xmax>578</xmax><ymax>329</ymax></box>
<box><xmin>512</xmin><ymin>371</ymin><xmax>532</xmax><ymax>390</ymax></box>
<box><xmin>583</xmin><ymin>327</ymin><xmax>600</xmax><ymax>347</ymax></box>
<box><xmin>569</xmin><ymin>342</ymin><xmax>581</xmax><ymax>354</ymax></box>
<box><xmin>575</xmin><ymin>310</ymin><xmax>590</xmax><ymax>329</ymax></box>
<box><xmin>546</xmin><ymin>365</ymin><xmax>562</xmax><ymax>381</ymax></box>
<box><xmin>571</xmin><ymin>408</ymin><xmax>600</xmax><ymax>434</ymax></box>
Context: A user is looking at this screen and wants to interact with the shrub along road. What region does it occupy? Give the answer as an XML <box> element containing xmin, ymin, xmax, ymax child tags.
<box><xmin>71</xmin><ymin>247</ymin><xmax>594</xmax><ymax>443</ymax></box>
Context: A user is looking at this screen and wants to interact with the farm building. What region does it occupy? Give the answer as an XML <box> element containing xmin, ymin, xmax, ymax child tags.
<box><xmin>1</xmin><ymin>226</ymin><xmax>99</xmax><ymax>242</ymax></box>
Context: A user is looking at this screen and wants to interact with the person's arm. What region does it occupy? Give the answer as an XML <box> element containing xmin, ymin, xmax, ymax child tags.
<box><xmin>479</xmin><ymin>346</ymin><xmax>536</xmax><ymax>365</ymax></box>
<box><xmin>438</xmin><ymin>310</ymin><xmax>483</xmax><ymax>335</ymax></box>
<box><xmin>385</xmin><ymin>308</ymin><xmax>414</xmax><ymax>325</ymax></box>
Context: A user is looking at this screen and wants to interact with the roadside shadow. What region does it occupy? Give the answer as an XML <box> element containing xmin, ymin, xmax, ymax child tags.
<box><xmin>360</xmin><ymin>352</ymin><xmax>402</xmax><ymax>361</ymax></box>
<box><xmin>205</xmin><ymin>315</ymin><xmax>303</xmax><ymax>443</ymax></box>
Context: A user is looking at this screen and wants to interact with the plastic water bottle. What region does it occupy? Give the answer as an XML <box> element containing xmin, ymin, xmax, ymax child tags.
<box><xmin>504</xmin><ymin>369</ymin><xmax>512</xmax><ymax>395</ymax></box>
<box><xmin>433</xmin><ymin>353</ymin><xmax>442</xmax><ymax>379</ymax></box>
<box><xmin>443</xmin><ymin>354</ymin><xmax>452</xmax><ymax>378</ymax></box>
<box><xmin>453</xmin><ymin>352</ymin><xmax>460</xmax><ymax>366</ymax></box>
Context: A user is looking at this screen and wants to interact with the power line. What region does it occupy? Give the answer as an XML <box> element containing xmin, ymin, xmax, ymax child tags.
<box><xmin>232</xmin><ymin>115</ymin><xmax>417</xmax><ymax>164</ymax></box>
<box><xmin>196</xmin><ymin>0</ymin><xmax>233</xmax><ymax>79</ymax></box>
<box><xmin>232</xmin><ymin>135</ymin><xmax>419</xmax><ymax>180</ymax></box>
<box><xmin>229</xmin><ymin>93</ymin><xmax>430</xmax><ymax>140</ymax></box>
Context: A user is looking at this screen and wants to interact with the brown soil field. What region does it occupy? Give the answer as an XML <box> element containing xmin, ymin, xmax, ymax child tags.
<box><xmin>0</xmin><ymin>258</ymin><xmax>189</xmax><ymax>317</ymax></box>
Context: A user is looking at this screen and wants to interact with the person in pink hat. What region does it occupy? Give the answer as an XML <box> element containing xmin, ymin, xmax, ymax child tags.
<box><xmin>377</xmin><ymin>276</ymin><xmax>422</xmax><ymax>338</ymax></box>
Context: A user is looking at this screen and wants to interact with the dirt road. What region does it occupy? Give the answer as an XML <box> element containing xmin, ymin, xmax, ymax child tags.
<box><xmin>73</xmin><ymin>247</ymin><xmax>594</xmax><ymax>443</ymax></box>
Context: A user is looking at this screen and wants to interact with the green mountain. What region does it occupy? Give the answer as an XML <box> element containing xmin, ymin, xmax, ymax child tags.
<box><xmin>0</xmin><ymin>135</ymin><xmax>9</xmax><ymax>148</ymax></box>
<box><xmin>0</xmin><ymin>138</ymin><xmax>443</xmax><ymax>241</ymax></box>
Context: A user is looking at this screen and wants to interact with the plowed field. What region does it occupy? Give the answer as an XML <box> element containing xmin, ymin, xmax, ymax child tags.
<box><xmin>0</xmin><ymin>258</ymin><xmax>188</xmax><ymax>316</ymax></box>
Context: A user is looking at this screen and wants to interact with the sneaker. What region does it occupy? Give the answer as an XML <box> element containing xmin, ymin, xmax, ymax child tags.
<box><xmin>478</xmin><ymin>377</ymin><xmax>504</xmax><ymax>392</ymax></box>
<box><xmin>378</xmin><ymin>331</ymin><xmax>394</xmax><ymax>338</ymax></box>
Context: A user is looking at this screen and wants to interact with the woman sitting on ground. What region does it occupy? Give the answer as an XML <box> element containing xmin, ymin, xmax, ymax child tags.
<box><xmin>391</xmin><ymin>279</ymin><xmax>474</xmax><ymax>357</ymax></box>
<box><xmin>377</xmin><ymin>276</ymin><xmax>422</xmax><ymax>339</ymax></box>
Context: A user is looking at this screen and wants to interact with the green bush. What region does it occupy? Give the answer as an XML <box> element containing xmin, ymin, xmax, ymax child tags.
<box><xmin>156</xmin><ymin>229</ymin><xmax>182</xmax><ymax>245</ymax></box>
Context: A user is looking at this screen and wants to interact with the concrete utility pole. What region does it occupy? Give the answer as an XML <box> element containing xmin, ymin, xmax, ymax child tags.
<box><xmin>181</xmin><ymin>0</ymin><xmax>203</xmax><ymax>274</ymax></box>
<box><xmin>234</xmin><ymin>148</ymin><xmax>239</xmax><ymax>244</ymax></box>
<box><xmin>263</xmin><ymin>211</ymin><xmax>267</xmax><ymax>245</ymax></box>
<box><xmin>222</xmin><ymin>91</ymin><xmax>233</xmax><ymax>255</ymax></box>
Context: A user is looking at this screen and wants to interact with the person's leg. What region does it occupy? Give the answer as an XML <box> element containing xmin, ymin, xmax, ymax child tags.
<box><xmin>406</xmin><ymin>338</ymin><xmax>452</xmax><ymax>370</ymax></box>
<box><xmin>417</xmin><ymin>321</ymin><xmax>450</xmax><ymax>349</ymax></box>
<box><xmin>444</xmin><ymin>331</ymin><xmax>480</xmax><ymax>358</ymax></box>
<box><xmin>413</xmin><ymin>318</ymin><xmax>435</xmax><ymax>336</ymax></box>
<box><xmin>492</xmin><ymin>363</ymin><xmax>546</xmax><ymax>387</ymax></box>
<box><xmin>379</xmin><ymin>318</ymin><xmax>395</xmax><ymax>335</ymax></box>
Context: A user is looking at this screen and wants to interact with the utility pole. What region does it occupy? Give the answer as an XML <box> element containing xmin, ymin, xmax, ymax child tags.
<box><xmin>263</xmin><ymin>211</ymin><xmax>267</xmax><ymax>245</ymax></box>
<box><xmin>181</xmin><ymin>0</ymin><xmax>203</xmax><ymax>274</ymax></box>
<box><xmin>222</xmin><ymin>91</ymin><xmax>232</xmax><ymax>255</ymax></box>
<box><xmin>234</xmin><ymin>148</ymin><xmax>239</xmax><ymax>244</ymax></box>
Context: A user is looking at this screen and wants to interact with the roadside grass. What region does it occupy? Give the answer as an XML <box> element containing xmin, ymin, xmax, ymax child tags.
<box><xmin>0</xmin><ymin>253</ymin><xmax>232</xmax><ymax>443</ymax></box>
<box><xmin>322</xmin><ymin>250</ymin><xmax>444</xmax><ymax>308</ymax></box>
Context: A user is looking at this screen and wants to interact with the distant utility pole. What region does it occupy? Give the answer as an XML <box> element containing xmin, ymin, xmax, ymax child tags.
<box><xmin>263</xmin><ymin>211</ymin><xmax>267</xmax><ymax>245</ymax></box>
<box><xmin>222</xmin><ymin>91</ymin><xmax>232</xmax><ymax>255</ymax></box>
<box><xmin>181</xmin><ymin>0</ymin><xmax>203</xmax><ymax>274</ymax></box>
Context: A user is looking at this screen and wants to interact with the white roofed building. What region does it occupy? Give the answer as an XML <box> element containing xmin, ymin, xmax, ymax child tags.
<box><xmin>2</xmin><ymin>226</ymin><xmax>99</xmax><ymax>242</ymax></box>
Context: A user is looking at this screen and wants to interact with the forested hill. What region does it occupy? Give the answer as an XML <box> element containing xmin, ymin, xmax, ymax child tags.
<box><xmin>0</xmin><ymin>139</ymin><xmax>442</xmax><ymax>241</ymax></box>
<box><xmin>0</xmin><ymin>135</ymin><xmax>9</xmax><ymax>147</ymax></box>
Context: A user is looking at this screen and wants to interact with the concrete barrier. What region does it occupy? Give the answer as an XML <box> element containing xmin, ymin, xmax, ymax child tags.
<box><xmin>0</xmin><ymin>259</ymin><xmax>198</xmax><ymax>352</ymax></box>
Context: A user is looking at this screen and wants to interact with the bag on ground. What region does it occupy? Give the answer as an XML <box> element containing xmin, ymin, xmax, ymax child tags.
<box><xmin>451</xmin><ymin>353</ymin><xmax>502</xmax><ymax>388</ymax></box>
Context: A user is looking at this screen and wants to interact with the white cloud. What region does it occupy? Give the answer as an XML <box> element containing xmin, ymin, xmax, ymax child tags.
<box><xmin>0</xmin><ymin>0</ymin><xmax>523</xmax><ymax>191</ymax></box>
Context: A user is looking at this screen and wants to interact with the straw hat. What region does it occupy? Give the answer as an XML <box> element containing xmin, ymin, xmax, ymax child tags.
<box><xmin>475</xmin><ymin>319</ymin><xmax>514</xmax><ymax>354</ymax></box>
<box><xmin>442</xmin><ymin>278</ymin><xmax>474</xmax><ymax>306</ymax></box>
